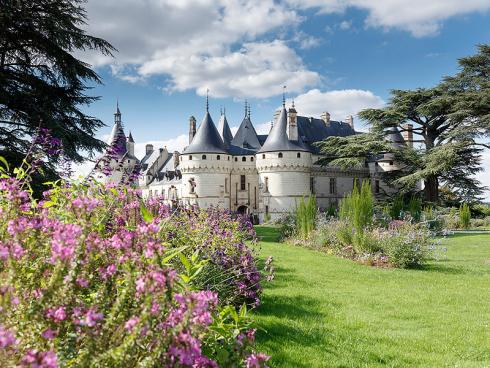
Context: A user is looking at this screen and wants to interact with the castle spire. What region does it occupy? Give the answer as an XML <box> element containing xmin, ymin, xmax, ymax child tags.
<box><xmin>206</xmin><ymin>89</ymin><xmax>209</xmax><ymax>113</ymax></box>
<box><xmin>244</xmin><ymin>99</ymin><xmax>248</xmax><ymax>117</ymax></box>
<box><xmin>282</xmin><ymin>85</ymin><xmax>286</xmax><ymax>108</ymax></box>
<box><xmin>114</xmin><ymin>100</ymin><xmax>121</xmax><ymax>124</ymax></box>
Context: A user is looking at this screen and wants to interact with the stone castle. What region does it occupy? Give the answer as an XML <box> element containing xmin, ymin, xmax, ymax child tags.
<box><xmin>95</xmin><ymin>98</ymin><xmax>412</xmax><ymax>222</ymax></box>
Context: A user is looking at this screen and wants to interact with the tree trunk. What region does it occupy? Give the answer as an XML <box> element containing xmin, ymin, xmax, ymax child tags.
<box><xmin>424</xmin><ymin>175</ymin><xmax>439</xmax><ymax>203</ymax></box>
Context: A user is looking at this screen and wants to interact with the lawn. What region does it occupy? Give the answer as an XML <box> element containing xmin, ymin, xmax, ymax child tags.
<box><xmin>253</xmin><ymin>226</ymin><xmax>490</xmax><ymax>367</ymax></box>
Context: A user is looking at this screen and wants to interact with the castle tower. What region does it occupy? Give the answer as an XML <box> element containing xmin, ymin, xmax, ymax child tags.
<box><xmin>288</xmin><ymin>100</ymin><xmax>298</xmax><ymax>141</ymax></box>
<box><xmin>94</xmin><ymin>103</ymin><xmax>139</xmax><ymax>184</ymax></box>
<box><xmin>179</xmin><ymin>96</ymin><xmax>232</xmax><ymax>209</ymax></box>
<box><xmin>256</xmin><ymin>100</ymin><xmax>312</xmax><ymax>221</ymax></box>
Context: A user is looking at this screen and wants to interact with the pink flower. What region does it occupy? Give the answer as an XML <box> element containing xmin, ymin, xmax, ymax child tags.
<box><xmin>124</xmin><ymin>316</ymin><xmax>140</xmax><ymax>331</ymax></box>
<box><xmin>46</xmin><ymin>306</ymin><xmax>66</xmax><ymax>323</ymax></box>
<box><xmin>82</xmin><ymin>308</ymin><xmax>104</xmax><ymax>327</ymax></box>
<box><xmin>21</xmin><ymin>349</ymin><xmax>58</xmax><ymax>368</ymax></box>
<box><xmin>76</xmin><ymin>277</ymin><xmax>89</xmax><ymax>288</ymax></box>
<box><xmin>245</xmin><ymin>352</ymin><xmax>270</xmax><ymax>368</ymax></box>
<box><xmin>0</xmin><ymin>325</ymin><xmax>17</xmax><ymax>348</ymax></box>
<box><xmin>41</xmin><ymin>329</ymin><xmax>57</xmax><ymax>340</ymax></box>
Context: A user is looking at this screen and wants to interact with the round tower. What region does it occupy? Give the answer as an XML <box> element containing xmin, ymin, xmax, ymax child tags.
<box><xmin>180</xmin><ymin>97</ymin><xmax>232</xmax><ymax>209</ymax></box>
<box><xmin>256</xmin><ymin>102</ymin><xmax>312</xmax><ymax>221</ymax></box>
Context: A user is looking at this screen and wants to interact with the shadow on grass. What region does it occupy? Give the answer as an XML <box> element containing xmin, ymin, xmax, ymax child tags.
<box><xmin>255</xmin><ymin>226</ymin><xmax>282</xmax><ymax>243</ymax></box>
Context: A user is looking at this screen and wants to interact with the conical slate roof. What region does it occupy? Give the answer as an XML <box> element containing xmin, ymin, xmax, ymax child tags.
<box><xmin>183</xmin><ymin>112</ymin><xmax>227</xmax><ymax>154</ymax></box>
<box><xmin>217</xmin><ymin>113</ymin><xmax>233</xmax><ymax>149</ymax></box>
<box><xmin>385</xmin><ymin>126</ymin><xmax>405</xmax><ymax>148</ymax></box>
<box><xmin>231</xmin><ymin>115</ymin><xmax>261</xmax><ymax>153</ymax></box>
<box><xmin>258</xmin><ymin>106</ymin><xmax>309</xmax><ymax>153</ymax></box>
<box><xmin>107</xmin><ymin>120</ymin><xmax>127</xmax><ymax>156</ymax></box>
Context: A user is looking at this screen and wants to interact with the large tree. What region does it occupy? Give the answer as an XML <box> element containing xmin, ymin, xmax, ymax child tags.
<box><xmin>318</xmin><ymin>45</ymin><xmax>490</xmax><ymax>203</ymax></box>
<box><xmin>0</xmin><ymin>0</ymin><xmax>114</xmax><ymax>182</ymax></box>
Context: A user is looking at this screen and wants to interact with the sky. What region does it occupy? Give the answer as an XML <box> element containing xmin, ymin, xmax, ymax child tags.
<box><xmin>77</xmin><ymin>0</ymin><xmax>490</xmax><ymax>200</ymax></box>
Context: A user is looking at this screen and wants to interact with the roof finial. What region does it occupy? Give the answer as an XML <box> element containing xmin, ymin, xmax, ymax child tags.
<box><xmin>247</xmin><ymin>103</ymin><xmax>251</xmax><ymax>118</ymax></box>
<box><xmin>206</xmin><ymin>89</ymin><xmax>209</xmax><ymax>112</ymax></box>
<box><xmin>223</xmin><ymin>106</ymin><xmax>226</xmax><ymax>116</ymax></box>
<box><xmin>292</xmin><ymin>98</ymin><xmax>295</xmax><ymax>109</ymax></box>
<box><xmin>244</xmin><ymin>99</ymin><xmax>248</xmax><ymax>117</ymax></box>
<box><xmin>220</xmin><ymin>107</ymin><xmax>223</xmax><ymax>116</ymax></box>
<box><xmin>282</xmin><ymin>85</ymin><xmax>286</xmax><ymax>108</ymax></box>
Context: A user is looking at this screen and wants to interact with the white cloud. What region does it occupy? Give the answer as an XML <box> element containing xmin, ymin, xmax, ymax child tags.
<box><xmin>286</xmin><ymin>0</ymin><xmax>490</xmax><ymax>37</ymax></box>
<box><xmin>138</xmin><ymin>40</ymin><xmax>319</xmax><ymax>98</ymax></box>
<box><xmin>134</xmin><ymin>135</ymin><xmax>188</xmax><ymax>158</ymax></box>
<box><xmin>81</xmin><ymin>0</ymin><xmax>320</xmax><ymax>98</ymax></box>
<box><xmin>291</xmin><ymin>88</ymin><xmax>385</xmax><ymax>122</ymax></box>
<box><xmin>339</xmin><ymin>20</ymin><xmax>352</xmax><ymax>30</ymax></box>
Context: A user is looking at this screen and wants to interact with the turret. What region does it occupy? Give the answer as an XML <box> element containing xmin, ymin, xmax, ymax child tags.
<box><xmin>321</xmin><ymin>111</ymin><xmax>331</xmax><ymax>125</ymax></box>
<box><xmin>189</xmin><ymin>116</ymin><xmax>196</xmax><ymax>144</ymax></box>
<box><xmin>127</xmin><ymin>132</ymin><xmax>135</xmax><ymax>156</ymax></box>
<box><xmin>288</xmin><ymin>100</ymin><xmax>298</xmax><ymax>141</ymax></box>
<box><xmin>217</xmin><ymin>108</ymin><xmax>233</xmax><ymax>149</ymax></box>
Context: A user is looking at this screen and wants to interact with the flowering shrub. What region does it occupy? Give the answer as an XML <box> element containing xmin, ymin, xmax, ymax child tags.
<box><xmin>0</xmin><ymin>176</ymin><xmax>269</xmax><ymax>367</ymax></box>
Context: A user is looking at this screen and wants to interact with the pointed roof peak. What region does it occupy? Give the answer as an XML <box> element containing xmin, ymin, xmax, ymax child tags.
<box><xmin>231</xmin><ymin>113</ymin><xmax>261</xmax><ymax>153</ymax></box>
<box><xmin>205</xmin><ymin>89</ymin><xmax>209</xmax><ymax>113</ymax></box>
<box><xmin>258</xmin><ymin>105</ymin><xmax>308</xmax><ymax>153</ymax></box>
<box><xmin>184</xmin><ymin>111</ymin><xmax>227</xmax><ymax>154</ymax></box>
<box><xmin>128</xmin><ymin>131</ymin><xmax>134</xmax><ymax>143</ymax></box>
<box><xmin>218</xmin><ymin>112</ymin><xmax>233</xmax><ymax>149</ymax></box>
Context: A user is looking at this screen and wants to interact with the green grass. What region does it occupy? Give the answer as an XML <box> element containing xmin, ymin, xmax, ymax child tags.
<box><xmin>253</xmin><ymin>226</ymin><xmax>490</xmax><ymax>367</ymax></box>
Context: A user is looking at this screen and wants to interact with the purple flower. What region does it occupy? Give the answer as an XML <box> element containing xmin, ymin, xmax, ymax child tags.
<box><xmin>124</xmin><ymin>316</ymin><xmax>140</xmax><ymax>332</ymax></box>
<box><xmin>0</xmin><ymin>325</ymin><xmax>17</xmax><ymax>348</ymax></box>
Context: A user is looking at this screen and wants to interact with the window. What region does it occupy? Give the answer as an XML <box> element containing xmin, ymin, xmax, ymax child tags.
<box><xmin>329</xmin><ymin>178</ymin><xmax>336</xmax><ymax>194</ymax></box>
<box><xmin>265</xmin><ymin>177</ymin><xmax>269</xmax><ymax>192</ymax></box>
<box><xmin>228</xmin><ymin>156</ymin><xmax>230</xmax><ymax>161</ymax></box>
<box><xmin>262</xmin><ymin>154</ymin><xmax>265</xmax><ymax>159</ymax></box>
<box><xmin>297</xmin><ymin>153</ymin><xmax>301</xmax><ymax>158</ymax></box>
<box><xmin>310</xmin><ymin>177</ymin><xmax>315</xmax><ymax>194</ymax></box>
<box><xmin>240</xmin><ymin>175</ymin><xmax>246</xmax><ymax>190</ymax></box>
<box><xmin>189</xmin><ymin>178</ymin><xmax>195</xmax><ymax>193</ymax></box>
<box><xmin>217</xmin><ymin>155</ymin><xmax>221</xmax><ymax>160</ymax></box>
<box><xmin>189</xmin><ymin>155</ymin><xmax>192</xmax><ymax>160</ymax></box>
<box><xmin>225</xmin><ymin>178</ymin><xmax>228</xmax><ymax>193</ymax></box>
<box><xmin>375</xmin><ymin>180</ymin><xmax>380</xmax><ymax>194</ymax></box>
<box><xmin>251</xmin><ymin>157</ymin><xmax>254</xmax><ymax>162</ymax></box>
<box><xmin>278</xmin><ymin>152</ymin><xmax>283</xmax><ymax>158</ymax></box>
<box><xmin>389</xmin><ymin>161</ymin><xmax>394</xmax><ymax>166</ymax></box>
<box><xmin>265</xmin><ymin>205</ymin><xmax>269</xmax><ymax>215</ymax></box>
<box><xmin>242</xmin><ymin>157</ymin><xmax>246</xmax><ymax>162</ymax></box>
<box><xmin>234</xmin><ymin>157</ymin><xmax>238</xmax><ymax>162</ymax></box>
<box><xmin>202</xmin><ymin>155</ymin><xmax>207</xmax><ymax>160</ymax></box>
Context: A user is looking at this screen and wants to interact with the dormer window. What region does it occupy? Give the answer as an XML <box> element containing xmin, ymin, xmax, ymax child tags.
<box><xmin>202</xmin><ymin>155</ymin><xmax>207</xmax><ymax>160</ymax></box>
<box><xmin>251</xmin><ymin>157</ymin><xmax>254</xmax><ymax>162</ymax></box>
<box><xmin>262</xmin><ymin>154</ymin><xmax>265</xmax><ymax>159</ymax></box>
<box><xmin>217</xmin><ymin>155</ymin><xmax>221</xmax><ymax>160</ymax></box>
<box><xmin>235</xmin><ymin>157</ymin><xmax>238</xmax><ymax>162</ymax></box>
<box><xmin>242</xmin><ymin>157</ymin><xmax>246</xmax><ymax>162</ymax></box>
<box><xmin>189</xmin><ymin>155</ymin><xmax>192</xmax><ymax>160</ymax></box>
<box><xmin>278</xmin><ymin>152</ymin><xmax>283</xmax><ymax>158</ymax></box>
<box><xmin>297</xmin><ymin>153</ymin><xmax>301</xmax><ymax>158</ymax></box>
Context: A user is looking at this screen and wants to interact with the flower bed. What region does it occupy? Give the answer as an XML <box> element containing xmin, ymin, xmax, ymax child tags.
<box><xmin>0</xmin><ymin>178</ymin><xmax>269</xmax><ymax>367</ymax></box>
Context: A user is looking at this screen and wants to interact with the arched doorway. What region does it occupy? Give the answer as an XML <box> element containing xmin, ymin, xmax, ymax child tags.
<box><xmin>237</xmin><ymin>205</ymin><xmax>248</xmax><ymax>215</ymax></box>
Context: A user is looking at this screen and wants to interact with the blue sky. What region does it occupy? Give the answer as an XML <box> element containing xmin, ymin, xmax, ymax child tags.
<box><xmin>79</xmin><ymin>0</ymin><xmax>490</xmax><ymax>199</ymax></box>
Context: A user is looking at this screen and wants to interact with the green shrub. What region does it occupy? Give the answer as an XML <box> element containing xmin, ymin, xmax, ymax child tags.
<box><xmin>459</xmin><ymin>203</ymin><xmax>471</xmax><ymax>229</ymax></box>
<box><xmin>352</xmin><ymin>230</ymin><xmax>382</xmax><ymax>254</ymax></box>
<box><xmin>339</xmin><ymin>180</ymin><xmax>373</xmax><ymax>233</ymax></box>
<box><xmin>389</xmin><ymin>195</ymin><xmax>405</xmax><ymax>220</ymax></box>
<box><xmin>407</xmin><ymin>195</ymin><xmax>422</xmax><ymax>221</ymax></box>
<box><xmin>295</xmin><ymin>194</ymin><xmax>317</xmax><ymax>239</ymax></box>
<box><xmin>276</xmin><ymin>213</ymin><xmax>296</xmax><ymax>240</ymax></box>
<box><xmin>384</xmin><ymin>225</ymin><xmax>430</xmax><ymax>268</ymax></box>
<box><xmin>422</xmin><ymin>206</ymin><xmax>444</xmax><ymax>231</ymax></box>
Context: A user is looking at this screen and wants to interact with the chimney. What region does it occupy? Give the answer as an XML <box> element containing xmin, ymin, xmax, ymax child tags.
<box><xmin>173</xmin><ymin>151</ymin><xmax>180</xmax><ymax>169</ymax></box>
<box><xmin>402</xmin><ymin>123</ymin><xmax>413</xmax><ymax>148</ymax></box>
<box><xmin>321</xmin><ymin>112</ymin><xmax>331</xmax><ymax>125</ymax></box>
<box><xmin>288</xmin><ymin>104</ymin><xmax>298</xmax><ymax>141</ymax></box>
<box><xmin>345</xmin><ymin>115</ymin><xmax>354</xmax><ymax>129</ymax></box>
<box><xmin>189</xmin><ymin>116</ymin><xmax>196</xmax><ymax>144</ymax></box>
<box><xmin>145</xmin><ymin>144</ymin><xmax>154</xmax><ymax>155</ymax></box>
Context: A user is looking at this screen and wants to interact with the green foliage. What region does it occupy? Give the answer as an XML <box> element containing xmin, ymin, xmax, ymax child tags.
<box><xmin>0</xmin><ymin>0</ymin><xmax>115</xmax><ymax>187</ymax></box>
<box><xmin>459</xmin><ymin>203</ymin><xmax>471</xmax><ymax>229</ymax></box>
<box><xmin>339</xmin><ymin>180</ymin><xmax>374</xmax><ymax>233</ymax></box>
<box><xmin>407</xmin><ymin>195</ymin><xmax>422</xmax><ymax>221</ymax></box>
<box><xmin>389</xmin><ymin>195</ymin><xmax>405</xmax><ymax>220</ymax></box>
<box><xmin>383</xmin><ymin>226</ymin><xmax>429</xmax><ymax>268</ymax></box>
<box><xmin>295</xmin><ymin>195</ymin><xmax>317</xmax><ymax>239</ymax></box>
